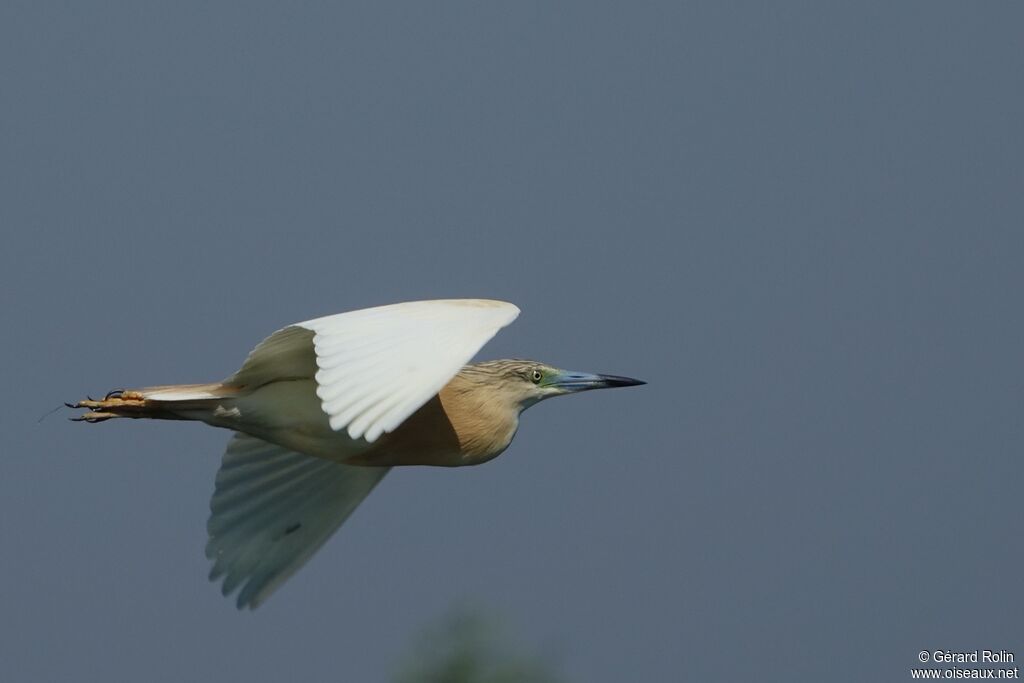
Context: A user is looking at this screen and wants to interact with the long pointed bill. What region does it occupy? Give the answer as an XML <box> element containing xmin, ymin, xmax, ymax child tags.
<box><xmin>548</xmin><ymin>370</ymin><xmax>646</xmax><ymax>393</ymax></box>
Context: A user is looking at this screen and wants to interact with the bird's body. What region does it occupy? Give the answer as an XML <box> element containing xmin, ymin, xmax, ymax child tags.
<box><xmin>69</xmin><ymin>299</ymin><xmax>643</xmax><ymax>608</ymax></box>
<box><xmin>132</xmin><ymin>369</ymin><xmax>521</xmax><ymax>468</ymax></box>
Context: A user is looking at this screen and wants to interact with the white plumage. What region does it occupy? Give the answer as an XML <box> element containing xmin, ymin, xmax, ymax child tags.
<box><xmin>202</xmin><ymin>299</ymin><xmax>520</xmax><ymax>606</ymax></box>
<box><xmin>300</xmin><ymin>299</ymin><xmax>519</xmax><ymax>441</ymax></box>
<box><xmin>225</xmin><ymin>299</ymin><xmax>520</xmax><ymax>442</ymax></box>
<box><xmin>206</xmin><ymin>433</ymin><xmax>387</xmax><ymax>608</ymax></box>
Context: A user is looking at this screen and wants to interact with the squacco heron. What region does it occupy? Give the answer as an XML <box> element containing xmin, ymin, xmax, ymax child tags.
<box><xmin>68</xmin><ymin>299</ymin><xmax>644</xmax><ymax>608</ymax></box>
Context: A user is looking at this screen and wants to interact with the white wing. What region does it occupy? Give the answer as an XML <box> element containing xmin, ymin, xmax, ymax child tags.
<box><xmin>207</xmin><ymin>432</ymin><xmax>389</xmax><ymax>609</ymax></box>
<box><xmin>224</xmin><ymin>325</ymin><xmax>318</xmax><ymax>390</ymax></box>
<box><xmin>302</xmin><ymin>299</ymin><xmax>520</xmax><ymax>442</ymax></box>
<box><xmin>224</xmin><ymin>299</ymin><xmax>519</xmax><ymax>442</ymax></box>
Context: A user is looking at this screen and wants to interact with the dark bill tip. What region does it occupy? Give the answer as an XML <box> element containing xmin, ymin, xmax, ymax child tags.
<box><xmin>596</xmin><ymin>374</ymin><xmax>646</xmax><ymax>388</ymax></box>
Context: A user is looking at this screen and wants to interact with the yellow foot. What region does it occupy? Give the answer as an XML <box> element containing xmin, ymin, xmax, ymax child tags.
<box><xmin>67</xmin><ymin>390</ymin><xmax>147</xmax><ymax>422</ymax></box>
<box><xmin>70</xmin><ymin>411</ymin><xmax>121</xmax><ymax>423</ymax></box>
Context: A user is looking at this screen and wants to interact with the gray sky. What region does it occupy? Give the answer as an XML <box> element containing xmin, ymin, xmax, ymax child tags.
<box><xmin>2</xmin><ymin>2</ymin><xmax>1022</xmax><ymax>681</ymax></box>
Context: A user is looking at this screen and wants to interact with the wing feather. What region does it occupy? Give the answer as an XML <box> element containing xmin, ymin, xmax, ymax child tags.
<box><xmin>206</xmin><ymin>433</ymin><xmax>388</xmax><ymax>609</ymax></box>
<box><xmin>225</xmin><ymin>326</ymin><xmax>317</xmax><ymax>389</ymax></box>
<box><xmin>223</xmin><ymin>299</ymin><xmax>518</xmax><ymax>442</ymax></box>
<box><xmin>296</xmin><ymin>299</ymin><xmax>519</xmax><ymax>442</ymax></box>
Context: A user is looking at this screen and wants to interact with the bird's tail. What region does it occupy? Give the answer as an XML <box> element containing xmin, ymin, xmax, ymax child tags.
<box><xmin>67</xmin><ymin>383</ymin><xmax>239</xmax><ymax>423</ymax></box>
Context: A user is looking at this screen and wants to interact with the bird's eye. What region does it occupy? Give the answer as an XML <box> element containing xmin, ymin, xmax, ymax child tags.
<box><xmin>530</xmin><ymin>369</ymin><xmax>543</xmax><ymax>384</ymax></box>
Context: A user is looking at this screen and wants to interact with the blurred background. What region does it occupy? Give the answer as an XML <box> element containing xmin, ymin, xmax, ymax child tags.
<box><xmin>1</xmin><ymin>2</ymin><xmax>1022</xmax><ymax>681</ymax></box>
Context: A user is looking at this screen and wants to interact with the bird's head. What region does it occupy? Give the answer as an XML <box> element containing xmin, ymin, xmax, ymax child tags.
<box><xmin>465</xmin><ymin>359</ymin><xmax>646</xmax><ymax>411</ymax></box>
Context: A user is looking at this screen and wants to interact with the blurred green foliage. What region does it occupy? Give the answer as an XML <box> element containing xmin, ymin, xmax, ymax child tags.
<box><xmin>393</xmin><ymin>609</ymin><xmax>565</xmax><ymax>683</ymax></box>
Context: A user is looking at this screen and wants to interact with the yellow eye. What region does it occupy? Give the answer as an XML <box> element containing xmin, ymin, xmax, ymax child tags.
<box><xmin>531</xmin><ymin>369</ymin><xmax>543</xmax><ymax>384</ymax></box>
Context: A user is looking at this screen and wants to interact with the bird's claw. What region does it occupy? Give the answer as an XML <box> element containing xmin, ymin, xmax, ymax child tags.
<box><xmin>66</xmin><ymin>390</ymin><xmax>146</xmax><ymax>423</ymax></box>
<box><xmin>69</xmin><ymin>412</ymin><xmax>117</xmax><ymax>423</ymax></box>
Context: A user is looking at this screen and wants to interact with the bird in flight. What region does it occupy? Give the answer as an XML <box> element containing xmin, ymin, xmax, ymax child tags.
<box><xmin>68</xmin><ymin>299</ymin><xmax>644</xmax><ymax>609</ymax></box>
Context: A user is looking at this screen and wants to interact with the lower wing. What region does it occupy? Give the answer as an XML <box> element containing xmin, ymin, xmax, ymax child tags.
<box><xmin>206</xmin><ymin>432</ymin><xmax>389</xmax><ymax>609</ymax></box>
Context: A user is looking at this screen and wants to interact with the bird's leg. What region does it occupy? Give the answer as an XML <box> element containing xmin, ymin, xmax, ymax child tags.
<box><xmin>70</xmin><ymin>391</ymin><xmax>146</xmax><ymax>409</ymax></box>
<box><xmin>67</xmin><ymin>390</ymin><xmax>149</xmax><ymax>422</ymax></box>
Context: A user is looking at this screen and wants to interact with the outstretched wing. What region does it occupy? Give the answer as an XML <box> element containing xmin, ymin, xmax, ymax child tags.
<box><xmin>207</xmin><ymin>432</ymin><xmax>388</xmax><ymax>609</ymax></box>
<box><xmin>225</xmin><ymin>299</ymin><xmax>520</xmax><ymax>443</ymax></box>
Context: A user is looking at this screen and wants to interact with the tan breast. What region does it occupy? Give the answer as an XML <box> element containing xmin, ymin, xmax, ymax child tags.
<box><xmin>350</xmin><ymin>375</ymin><xmax>520</xmax><ymax>467</ymax></box>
